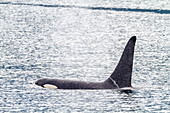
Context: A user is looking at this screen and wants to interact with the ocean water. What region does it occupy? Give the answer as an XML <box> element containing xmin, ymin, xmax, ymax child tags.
<box><xmin>0</xmin><ymin>0</ymin><xmax>170</xmax><ymax>112</ymax></box>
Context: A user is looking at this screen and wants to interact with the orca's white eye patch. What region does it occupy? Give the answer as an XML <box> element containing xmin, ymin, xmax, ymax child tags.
<box><xmin>43</xmin><ymin>84</ymin><xmax>58</xmax><ymax>89</ymax></box>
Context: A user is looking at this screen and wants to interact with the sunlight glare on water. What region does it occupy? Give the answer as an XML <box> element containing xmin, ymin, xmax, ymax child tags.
<box><xmin>0</xmin><ymin>0</ymin><xmax>170</xmax><ymax>112</ymax></box>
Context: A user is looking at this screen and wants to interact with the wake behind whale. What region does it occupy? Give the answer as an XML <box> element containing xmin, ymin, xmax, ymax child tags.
<box><xmin>35</xmin><ymin>36</ymin><xmax>136</xmax><ymax>91</ymax></box>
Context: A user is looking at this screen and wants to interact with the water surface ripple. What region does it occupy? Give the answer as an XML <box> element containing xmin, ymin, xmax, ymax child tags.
<box><xmin>0</xmin><ymin>0</ymin><xmax>169</xmax><ymax>112</ymax></box>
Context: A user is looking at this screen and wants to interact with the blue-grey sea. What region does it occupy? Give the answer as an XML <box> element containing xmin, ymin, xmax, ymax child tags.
<box><xmin>0</xmin><ymin>0</ymin><xmax>170</xmax><ymax>112</ymax></box>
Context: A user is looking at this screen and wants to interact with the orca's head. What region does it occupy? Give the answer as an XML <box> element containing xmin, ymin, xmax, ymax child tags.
<box><xmin>35</xmin><ymin>78</ymin><xmax>58</xmax><ymax>89</ymax></box>
<box><xmin>35</xmin><ymin>78</ymin><xmax>48</xmax><ymax>87</ymax></box>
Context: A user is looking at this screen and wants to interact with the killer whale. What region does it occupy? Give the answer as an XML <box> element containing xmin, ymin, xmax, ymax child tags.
<box><xmin>35</xmin><ymin>36</ymin><xmax>136</xmax><ymax>90</ymax></box>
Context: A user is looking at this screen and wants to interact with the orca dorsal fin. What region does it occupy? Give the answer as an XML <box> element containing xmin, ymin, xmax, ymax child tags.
<box><xmin>106</xmin><ymin>36</ymin><xmax>136</xmax><ymax>88</ymax></box>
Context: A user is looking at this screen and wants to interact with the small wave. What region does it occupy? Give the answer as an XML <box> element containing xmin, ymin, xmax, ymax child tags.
<box><xmin>0</xmin><ymin>65</ymin><xmax>42</xmax><ymax>71</ymax></box>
